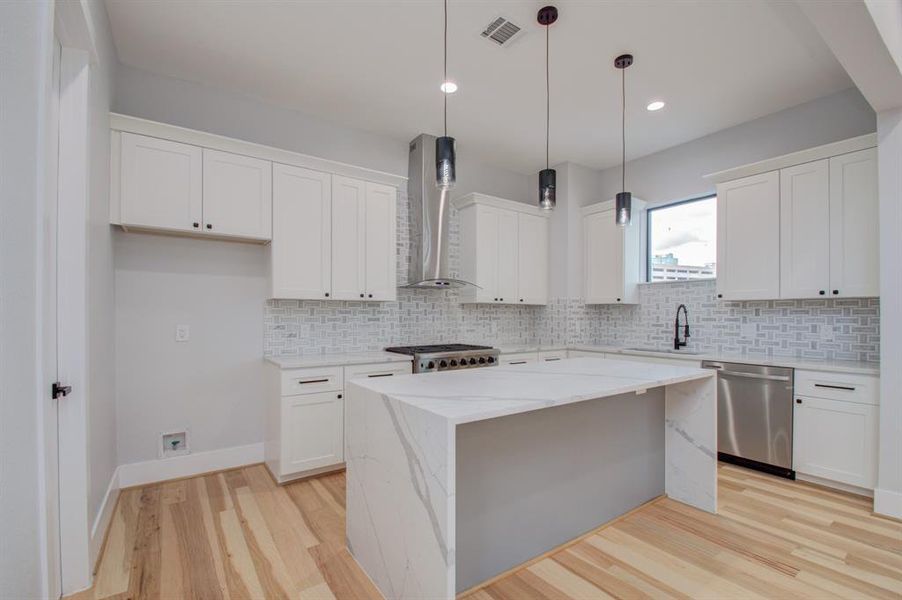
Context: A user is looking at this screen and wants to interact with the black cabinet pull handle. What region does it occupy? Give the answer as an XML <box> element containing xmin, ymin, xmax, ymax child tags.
<box><xmin>717</xmin><ymin>293</ymin><xmax>723</xmax><ymax>298</ymax></box>
<box><xmin>325</xmin><ymin>292</ymin><xmax>330</xmax><ymax>297</ymax></box>
<box><xmin>832</xmin><ymin>290</ymin><xmax>839</xmax><ymax>295</ymax></box>
<box><xmin>206</xmin><ymin>223</ymin><xmax>212</xmax><ymax>230</ymax></box>
<box><xmin>360</xmin><ymin>293</ymin><xmax>364</xmax><ymax>298</ymax></box>
<box><xmin>616</xmin><ymin>298</ymin><xmax>621</xmax><ymax>302</ymax></box>
<box><xmin>814</xmin><ymin>383</ymin><xmax>855</xmax><ymax>391</ymax></box>
<box><xmin>298</xmin><ymin>378</ymin><xmax>329</xmax><ymax>385</ymax></box>
<box><xmin>337</xmin><ymin>394</ymin><xmax>342</xmax><ymax>399</ymax></box>
<box><xmin>368</xmin><ymin>294</ymin><xmax>373</xmax><ymax>298</ymax></box>
<box><xmin>367</xmin><ymin>373</ymin><xmax>393</xmax><ymax>378</ymax></box>
<box><xmin>796</xmin><ymin>398</ymin><xmax>802</xmax><ymax>404</ymax></box>
<box><xmin>494</xmin><ymin>298</ymin><xmax>498</xmax><ymax>301</ymax></box>
<box><xmin>819</xmin><ymin>290</ymin><xmax>825</xmax><ymax>295</ymax></box>
<box><xmin>520</xmin><ymin>298</ymin><xmax>524</xmax><ymax>302</ymax></box>
<box><xmin>192</xmin><ymin>222</ymin><xmax>199</xmax><ymax>228</ymax></box>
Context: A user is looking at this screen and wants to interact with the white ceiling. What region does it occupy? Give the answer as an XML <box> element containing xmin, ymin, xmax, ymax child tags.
<box><xmin>104</xmin><ymin>0</ymin><xmax>852</xmax><ymax>174</ymax></box>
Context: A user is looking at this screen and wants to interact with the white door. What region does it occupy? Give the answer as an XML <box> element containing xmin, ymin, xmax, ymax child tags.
<box><xmin>716</xmin><ymin>171</ymin><xmax>780</xmax><ymax>300</ymax></box>
<box><xmin>780</xmin><ymin>160</ymin><xmax>830</xmax><ymax>299</ymax></box>
<box><xmin>331</xmin><ymin>176</ymin><xmax>366</xmax><ymax>300</ymax></box>
<box><xmin>202</xmin><ymin>149</ymin><xmax>272</xmax><ymax>240</ymax></box>
<box><xmin>517</xmin><ymin>213</ymin><xmax>548</xmax><ymax>305</ymax></box>
<box><xmin>497</xmin><ymin>210</ymin><xmax>519</xmax><ymax>304</ymax></box>
<box><xmin>793</xmin><ymin>396</ymin><xmax>877</xmax><ymax>488</ymax></box>
<box><xmin>829</xmin><ymin>148</ymin><xmax>879</xmax><ymax>298</ymax></box>
<box><xmin>475</xmin><ymin>207</ymin><xmax>500</xmax><ymax>302</ymax></box>
<box><xmin>120</xmin><ymin>132</ymin><xmax>202</xmax><ymax>232</ymax></box>
<box><xmin>41</xmin><ymin>37</ymin><xmax>63</xmax><ymax>600</ymax></box>
<box><xmin>584</xmin><ymin>210</ymin><xmax>624</xmax><ymax>304</ymax></box>
<box><xmin>271</xmin><ymin>164</ymin><xmax>331</xmax><ymax>299</ymax></box>
<box><xmin>282</xmin><ymin>391</ymin><xmax>344</xmax><ymax>474</ymax></box>
<box><xmin>364</xmin><ymin>182</ymin><xmax>397</xmax><ymax>301</ymax></box>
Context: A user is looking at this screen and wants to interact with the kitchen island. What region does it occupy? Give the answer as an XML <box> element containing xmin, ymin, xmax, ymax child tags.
<box><xmin>345</xmin><ymin>357</ymin><xmax>716</xmax><ymax>599</ymax></box>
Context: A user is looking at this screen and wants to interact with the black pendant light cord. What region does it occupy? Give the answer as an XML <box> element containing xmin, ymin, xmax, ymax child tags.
<box><xmin>443</xmin><ymin>0</ymin><xmax>448</xmax><ymax>137</ymax></box>
<box><xmin>545</xmin><ymin>24</ymin><xmax>550</xmax><ymax>170</ymax></box>
<box><xmin>621</xmin><ymin>64</ymin><xmax>626</xmax><ymax>193</ymax></box>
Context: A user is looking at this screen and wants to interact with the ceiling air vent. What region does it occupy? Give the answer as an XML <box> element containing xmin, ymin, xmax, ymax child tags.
<box><xmin>480</xmin><ymin>16</ymin><xmax>524</xmax><ymax>46</ymax></box>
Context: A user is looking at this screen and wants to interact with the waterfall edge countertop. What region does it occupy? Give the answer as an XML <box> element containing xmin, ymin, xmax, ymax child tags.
<box><xmin>347</xmin><ymin>356</ymin><xmax>713</xmax><ymax>425</ymax></box>
<box><xmin>264</xmin><ymin>351</ymin><xmax>413</xmax><ymax>369</ymax></box>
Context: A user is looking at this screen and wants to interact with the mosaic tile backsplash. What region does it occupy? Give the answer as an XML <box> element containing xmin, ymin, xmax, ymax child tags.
<box><xmin>264</xmin><ymin>191</ymin><xmax>879</xmax><ymax>363</ymax></box>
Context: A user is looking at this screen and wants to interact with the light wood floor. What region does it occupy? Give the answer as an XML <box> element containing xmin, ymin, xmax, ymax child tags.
<box><xmin>71</xmin><ymin>463</ymin><xmax>902</xmax><ymax>600</ymax></box>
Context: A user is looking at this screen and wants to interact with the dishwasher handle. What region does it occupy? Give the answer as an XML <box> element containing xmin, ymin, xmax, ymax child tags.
<box><xmin>717</xmin><ymin>369</ymin><xmax>791</xmax><ymax>382</ymax></box>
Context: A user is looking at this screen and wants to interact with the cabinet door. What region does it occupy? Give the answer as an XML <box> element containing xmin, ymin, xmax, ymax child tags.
<box><xmin>517</xmin><ymin>213</ymin><xmax>548</xmax><ymax>305</ymax></box>
<box><xmin>716</xmin><ymin>171</ymin><xmax>780</xmax><ymax>300</ymax></box>
<box><xmin>793</xmin><ymin>395</ymin><xmax>877</xmax><ymax>488</ymax></box>
<box><xmin>202</xmin><ymin>149</ymin><xmax>272</xmax><ymax>240</ymax></box>
<box><xmin>475</xmin><ymin>207</ymin><xmax>500</xmax><ymax>302</ymax></box>
<box><xmin>584</xmin><ymin>210</ymin><xmax>624</xmax><ymax>304</ymax></box>
<box><xmin>364</xmin><ymin>182</ymin><xmax>397</xmax><ymax>301</ymax></box>
<box><xmin>331</xmin><ymin>176</ymin><xmax>366</xmax><ymax>300</ymax></box>
<box><xmin>780</xmin><ymin>160</ymin><xmax>830</xmax><ymax>299</ymax></box>
<box><xmin>497</xmin><ymin>211</ymin><xmax>519</xmax><ymax>304</ymax></box>
<box><xmin>829</xmin><ymin>148</ymin><xmax>878</xmax><ymax>298</ymax></box>
<box><xmin>282</xmin><ymin>391</ymin><xmax>344</xmax><ymax>474</ymax></box>
<box><xmin>120</xmin><ymin>132</ymin><xmax>202</xmax><ymax>232</ymax></box>
<box><xmin>271</xmin><ymin>164</ymin><xmax>331</xmax><ymax>299</ymax></box>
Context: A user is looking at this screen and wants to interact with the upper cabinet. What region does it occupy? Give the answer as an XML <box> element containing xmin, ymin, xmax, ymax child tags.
<box><xmin>453</xmin><ymin>193</ymin><xmax>549</xmax><ymax>305</ymax></box>
<box><xmin>119</xmin><ymin>132</ymin><xmax>203</xmax><ymax>234</ymax></box>
<box><xmin>202</xmin><ymin>149</ymin><xmax>272</xmax><ymax>240</ymax></box>
<box><xmin>716</xmin><ymin>172</ymin><xmax>781</xmax><ymax>300</ymax></box>
<box><xmin>271</xmin><ymin>167</ymin><xmax>397</xmax><ymax>301</ymax></box>
<box><xmin>710</xmin><ymin>135</ymin><xmax>878</xmax><ymax>301</ymax></box>
<box><xmin>582</xmin><ymin>199</ymin><xmax>645</xmax><ymax>304</ymax></box>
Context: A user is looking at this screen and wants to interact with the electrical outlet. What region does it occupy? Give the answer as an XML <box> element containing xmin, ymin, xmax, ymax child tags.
<box><xmin>160</xmin><ymin>430</ymin><xmax>190</xmax><ymax>458</ymax></box>
<box><xmin>175</xmin><ymin>324</ymin><xmax>190</xmax><ymax>342</ymax></box>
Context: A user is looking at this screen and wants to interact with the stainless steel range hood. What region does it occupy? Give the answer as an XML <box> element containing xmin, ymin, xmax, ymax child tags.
<box><xmin>403</xmin><ymin>134</ymin><xmax>477</xmax><ymax>289</ymax></box>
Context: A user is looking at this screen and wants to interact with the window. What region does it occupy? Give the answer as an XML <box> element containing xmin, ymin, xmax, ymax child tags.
<box><xmin>647</xmin><ymin>196</ymin><xmax>717</xmax><ymax>282</ymax></box>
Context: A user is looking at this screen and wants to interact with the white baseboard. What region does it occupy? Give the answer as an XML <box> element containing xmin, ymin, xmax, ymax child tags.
<box><xmin>874</xmin><ymin>487</ymin><xmax>902</xmax><ymax>519</ymax></box>
<box><xmin>89</xmin><ymin>468</ymin><xmax>120</xmax><ymax>570</ymax></box>
<box><xmin>117</xmin><ymin>442</ymin><xmax>264</xmax><ymax>488</ymax></box>
<box><xmin>796</xmin><ymin>473</ymin><xmax>873</xmax><ymax>498</ymax></box>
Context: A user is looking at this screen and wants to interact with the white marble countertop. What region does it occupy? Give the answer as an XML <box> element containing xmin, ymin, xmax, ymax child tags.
<box><xmin>497</xmin><ymin>343</ymin><xmax>879</xmax><ymax>376</ymax></box>
<box><xmin>347</xmin><ymin>356</ymin><xmax>713</xmax><ymax>425</ymax></box>
<box><xmin>265</xmin><ymin>351</ymin><xmax>412</xmax><ymax>370</ymax></box>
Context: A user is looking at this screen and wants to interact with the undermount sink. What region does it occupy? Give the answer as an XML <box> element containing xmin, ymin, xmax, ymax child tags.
<box><xmin>624</xmin><ymin>347</ymin><xmax>704</xmax><ymax>356</ymax></box>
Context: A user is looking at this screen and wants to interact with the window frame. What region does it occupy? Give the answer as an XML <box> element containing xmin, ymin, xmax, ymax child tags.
<box><xmin>645</xmin><ymin>194</ymin><xmax>717</xmax><ymax>283</ymax></box>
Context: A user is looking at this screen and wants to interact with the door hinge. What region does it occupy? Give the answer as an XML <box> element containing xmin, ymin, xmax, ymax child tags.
<box><xmin>52</xmin><ymin>381</ymin><xmax>72</xmax><ymax>400</ymax></box>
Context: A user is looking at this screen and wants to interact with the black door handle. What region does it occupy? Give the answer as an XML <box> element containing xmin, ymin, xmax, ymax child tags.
<box><xmin>52</xmin><ymin>382</ymin><xmax>72</xmax><ymax>399</ymax></box>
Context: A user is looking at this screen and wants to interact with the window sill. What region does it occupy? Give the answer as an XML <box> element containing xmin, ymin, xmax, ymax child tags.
<box><xmin>638</xmin><ymin>277</ymin><xmax>717</xmax><ymax>286</ymax></box>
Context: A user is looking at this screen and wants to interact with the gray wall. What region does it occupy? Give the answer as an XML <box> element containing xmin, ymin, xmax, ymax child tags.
<box><xmin>0</xmin><ymin>1</ymin><xmax>54</xmax><ymax>595</ymax></box>
<box><xmin>111</xmin><ymin>65</ymin><xmax>533</xmax><ymax>464</ymax></box>
<box><xmin>595</xmin><ymin>87</ymin><xmax>876</xmax><ymax>206</ymax></box>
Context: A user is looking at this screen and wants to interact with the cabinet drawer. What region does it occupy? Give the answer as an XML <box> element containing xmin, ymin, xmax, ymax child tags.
<box><xmin>344</xmin><ymin>362</ymin><xmax>412</xmax><ymax>381</ymax></box>
<box><xmin>281</xmin><ymin>366</ymin><xmax>343</xmax><ymax>395</ymax></box>
<box><xmin>794</xmin><ymin>370</ymin><xmax>878</xmax><ymax>405</ymax></box>
<box><xmin>538</xmin><ymin>350</ymin><xmax>566</xmax><ymax>362</ymax></box>
<box><xmin>500</xmin><ymin>352</ymin><xmax>537</xmax><ymax>365</ymax></box>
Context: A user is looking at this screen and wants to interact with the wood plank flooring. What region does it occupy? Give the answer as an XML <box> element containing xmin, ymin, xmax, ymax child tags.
<box><xmin>70</xmin><ymin>463</ymin><xmax>901</xmax><ymax>600</ymax></box>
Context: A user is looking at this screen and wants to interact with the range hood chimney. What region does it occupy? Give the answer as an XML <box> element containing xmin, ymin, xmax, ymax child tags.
<box><xmin>403</xmin><ymin>134</ymin><xmax>477</xmax><ymax>289</ymax></box>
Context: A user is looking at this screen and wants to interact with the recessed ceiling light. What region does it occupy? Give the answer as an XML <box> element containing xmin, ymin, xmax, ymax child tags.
<box><xmin>440</xmin><ymin>81</ymin><xmax>458</xmax><ymax>94</ymax></box>
<box><xmin>646</xmin><ymin>100</ymin><xmax>666</xmax><ymax>111</ymax></box>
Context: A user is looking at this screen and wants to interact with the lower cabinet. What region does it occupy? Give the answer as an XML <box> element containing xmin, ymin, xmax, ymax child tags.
<box><xmin>498</xmin><ymin>352</ymin><xmax>537</xmax><ymax>366</ymax></box>
<box><xmin>266</xmin><ymin>360</ymin><xmax>412</xmax><ymax>483</ymax></box>
<box><xmin>793</xmin><ymin>395</ymin><xmax>878</xmax><ymax>490</ymax></box>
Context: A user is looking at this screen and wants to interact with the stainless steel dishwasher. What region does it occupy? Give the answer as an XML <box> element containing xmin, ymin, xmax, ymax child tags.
<box><xmin>702</xmin><ymin>361</ymin><xmax>795</xmax><ymax>479</ymax></box>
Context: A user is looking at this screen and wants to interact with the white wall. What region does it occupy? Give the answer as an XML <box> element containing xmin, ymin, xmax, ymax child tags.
<box><xmin>110</xmin><ymin>65</ymin><xmax>532</xmax><ymax>464</ymax></box>
<box><xmin>0</xmin><ymin>1</ymin><xmax>54</xmax><ymax>596</ymax></box>
<box><xmin>595</xmin><ymin>87</ymin><xmax>876</xmax><ymax>206</ymax></box>
<box><xmin>82</xmin><ymin>0</ymin><xmax>119</xmax><ymax>556</ymax></box>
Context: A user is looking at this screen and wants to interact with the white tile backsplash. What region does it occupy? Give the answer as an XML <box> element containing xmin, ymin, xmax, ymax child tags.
<box><xmin>264</xmin><ymin>191</ymin><xmax>879</xmax><ymax>363</ymax></box>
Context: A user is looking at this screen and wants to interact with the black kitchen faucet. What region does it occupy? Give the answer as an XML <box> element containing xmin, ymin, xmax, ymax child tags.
<box><xmin>674</xmin><ymin>304</ymin><xmax>690</xmax><ymax>350</ymax></box>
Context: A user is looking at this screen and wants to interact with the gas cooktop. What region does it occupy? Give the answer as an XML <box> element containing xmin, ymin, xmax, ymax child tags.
<box><xmin>384</xmin><ymin>344</ymin><xmax>499</xmax><ymax>373</ymax></box>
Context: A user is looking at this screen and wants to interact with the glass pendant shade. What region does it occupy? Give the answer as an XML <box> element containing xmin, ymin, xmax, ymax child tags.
<box><xmin>435</xmin><ymin>136</ymin><xmax>456</xmax><ymax>189</ymax></box>
<box><xmin>539</xmin><ymin>168</ymin><xmax>556</xmax><ymax>210</ymax></box>
<box><xmin>615</xmin><ymin>191</ymin><xmax>632</xmax><ymax>227</ymax></box>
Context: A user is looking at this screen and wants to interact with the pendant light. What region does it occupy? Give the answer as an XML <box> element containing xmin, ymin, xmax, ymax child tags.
<box><xmin>615</xmin><ymin>53</ymin><xmax>633</xmax><ymax>226</ymax></box>
<box><xmin>435</xmin><ymin>0</ymin><xmax>456</xmax><ymax>190</ymax></box>
<box><xmin>537</xmin><ymin>6</ymin><xmax>558</xmax><ymax>210</ymax></box>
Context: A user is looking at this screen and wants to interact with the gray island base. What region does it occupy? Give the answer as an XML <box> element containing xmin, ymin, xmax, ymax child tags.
<box><xmin>345</xmin><ymin>357</ymin><xmax>717</xmax><ymax>599</ymax></box>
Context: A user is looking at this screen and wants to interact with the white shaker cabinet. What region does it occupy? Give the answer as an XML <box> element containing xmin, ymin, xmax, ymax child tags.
<box><xmin>363</xmin><ymin>182</ymin><xmax>398</xmax><ymax>301</ymax></box>
<box><xmin>780</xmin><ymin>160</ymin><xmax>830</xmax><ymax>299</ymax></box>
<box><xmin>454</xmin><ymin>193</ymin><xmax>549</xmax><ymax>305</ymax></box>
<box><xmin>202</xmin><ymin>148</ymin><xmax>272</xmax><ymax>240</ymax></box>
<box><xmin>829</xmin><ymin>148</ymin><xmax>878</xmax><ymax>298</ymax></box>
<box><xmin>517</xmin><ymin>213</ymin><xmax>549</xmax><ymax>304</ymax></box>
<box><xmin>716</xmin><ymin>172</ymin><xmax>780</xmax><ymax>300</ymax></box>
<box><xmin>331</xmin><ymin>176</ymin><xmax>367</xmax><ymax>300</ymax></box>
<box><xmin>582</xmin><ymin>199</ymin><xmax>644</xmax><ymax>305</ymax></box>
<box><xmin>120</xmin><ymin>132</ymin><xmax>203</xmax><ymax>233</ymax></box>
<box><xmin>271</xmin><ymin>164</ymin><xmax>332</xmax><ymax>299</ymax></box>
<box><xmin>281</xmin><ymin>391</ymin><xmax>345</xmax><ymax>475</ymax></box>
